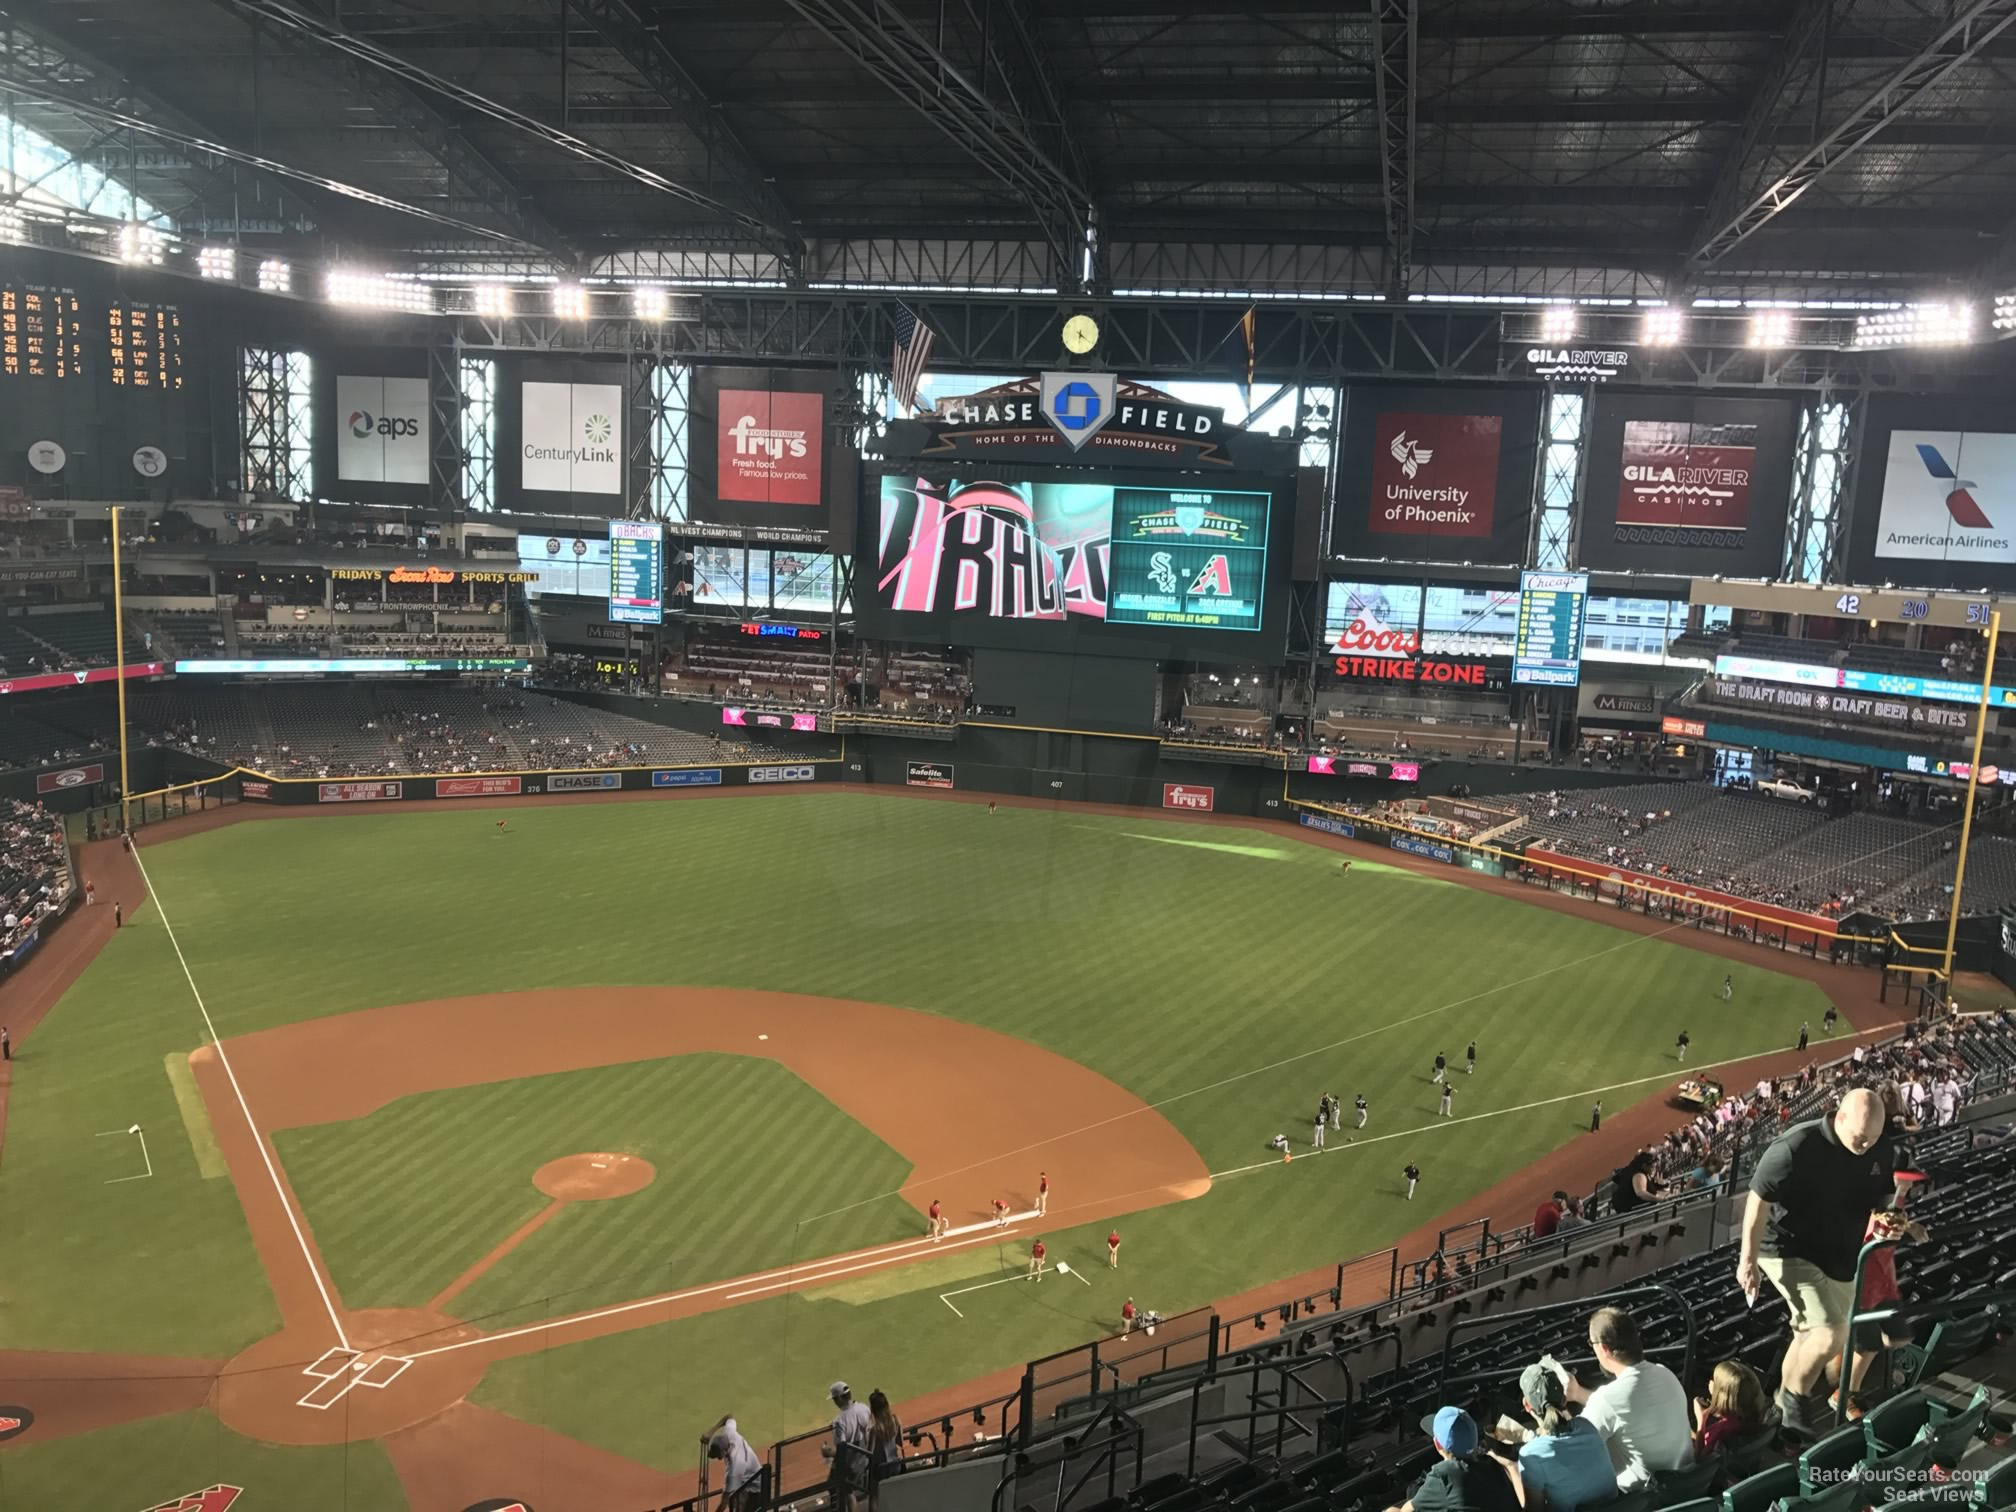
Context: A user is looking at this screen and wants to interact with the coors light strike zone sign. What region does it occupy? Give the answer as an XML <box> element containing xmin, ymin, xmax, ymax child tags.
<box><xmin>1332</xmin><ymin>609</ymin><xmax>1505</xmax><ymax>687</ymax></box>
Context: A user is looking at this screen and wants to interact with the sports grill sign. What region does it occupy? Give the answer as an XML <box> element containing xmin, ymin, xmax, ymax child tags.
<box><xmin>1368</xmin><ymin>412</ymin><xmax>1502</xmax><ymax>539</ymax></box>
<box><xmin>35</xmin><ymin>761</ymin><xmax>103</xmax><ymax>793</ymax></box>
<box><xmin>911</xmin><ymin>375</ymin><xmax>1235</xmax><ymax>467</ymax></box>
<box><xmin>1162</xmin><ymin>782</ymin><xmax>1215</xmax><ymax>811</ymax></box>
<box><xmin>1709</xmin><ymin>677</ymin><xmax>1972</xmax><ymax>732</ymax></box>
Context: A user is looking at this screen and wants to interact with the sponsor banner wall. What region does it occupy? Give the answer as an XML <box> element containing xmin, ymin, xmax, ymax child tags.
<box><xmin>652</xmin><ymin>768</ymin><xmax>723</xmax><ymax>787</ymax></box>
<box><xmin>1391</xmin><ymin>834</ymin><xmax>1456</xmax><ymax>864</ymax></box>
<box><xmin>1162</xmin><ymin>782</ymin><xmax>1215</xmax><ymax>811</ymax></box>
<box><xmin>686</xmin><ymin>367</ymin><xmax>838</xmax><ymax>537</ymax></box>
<box><xmin>1588</xmin><ymin>692</ymin><xmax>1658</xmax><ymax>717</ymax></box>
<box><xmin>1847</xmin><ymin>395</ymin><xmax>2016</xmax><ymax>590</ymax></box>
<box><xmin>336</xmin><ymin>375</ymin><xmax>429</xmax><ymax>485</ymax></box>
<box><xmin>1662</xmin><ymin>716</ymin><xmax>1706</xmax><ymax>737</ymax></box>
<box><xmin>1579</xmin><ymin>394</ymin><xmax>1796</xmax><ymax>574</ymax></box>
<box><xmin>35</xmin><ymin>761</ymin><xmax>104</xmax><ymax>793</ymax></box>
<box><xmin>522</xmin><ymin>381</ymin><xmax>623</xmax><ymax>496</ymax></box>
<box><xmin>1297</xmin><ymin>811</ymin><xmax>1357</xmax><ymax>838</ymax></box>
<box><xmin>0</xmin><ymin>661</ymin><xmax>166</xmax><ymax>697</ymax></box>
<box><xmin>318</xmin><ymin>781</ymin><xmax>402</xmax><ymax>803</ymax></box>
<box><xmin>545</xmin><ymin>771</ymin><xmax>623</xmax><ymax>792</ymax></box>
<box><xmin>241</xmin><ymin>780</ymin><xmax>272</xmax><ymax>799</ymax></box>
<box><xmin>436</xmin><ymin>775</ymin><xmax>525</xmax><ymax>798</ymax></box>
<box><xmin>1330</xmin><ymin>386</ymin><xmax>1541</xmax><ymax>564</ymax></box>
<box><xmin>906</xmin><ymin>760</ymin><xmax>956</xmax><ymax>789</ymax></box>
<box><xmin>1523</xmin><ymin>845</ymin><xmax>1836</xmax><ymax>946</ymax></box>
<box><xmin>749</xmin><ymin>764</ymin><xmax>816</xmax><ymax>783</ymax></box>
<box><xmin>1307</xmin><ymin>756</ymin><xmax>1421</xmax><ymax>781</ymax></box>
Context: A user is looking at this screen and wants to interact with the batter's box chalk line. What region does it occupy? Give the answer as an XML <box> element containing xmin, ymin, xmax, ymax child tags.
<box><xmin>94</xmin><ymin>1125</ymin><xmax>153</xmax><ymax>1184</ymax></box>
<box><xmin>294</xmin><ymin>1349</ymin><xmax>412</xmax><ymax>1409</ymax></box>
<box><xmin>940</xmin><ymin>1253</ymin><xmax>1094</xmax><ymax>1317</ymax></box>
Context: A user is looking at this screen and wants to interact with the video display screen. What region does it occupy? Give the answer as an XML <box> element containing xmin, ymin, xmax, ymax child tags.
<box><xmin>870</xmin><ymin>475</ymin><xmax>1274</xmax><ymax>646</ymax></box>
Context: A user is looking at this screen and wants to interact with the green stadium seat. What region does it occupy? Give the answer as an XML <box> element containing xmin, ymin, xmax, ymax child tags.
<box><xmin>1660</xmin><ymin>1501</ymin><xmax>1720</xmax><ymax>1512</ymax></box>
<box><xmin>1863</xmin><ymin>1389</ymin><xmax>1936</xmax><ymax>1457</ymax></box>
<box><xmin>1797</xmin><ymin>1423</ymin><xmax>1871</xmax><ymax>1494</ymax></box>
<box><xmin>1975</xmin><ymin>1453</ymin><xmax>2016</xmax><ymax>1510</ymax></box>
<box><xmin>1610</xmin><ymin>1488</ymin><xmax>1658</xmax><ymax>1512</ymax></box>
<box><xmin>1926</xmin><ymin>1385</ymin><xmax>1991</xmax><ymax>1466</ymax></box>
<box><xmin>1775</xmin><ymin>1476</ymin><xmax>1865</xmax><ymax>1512</ymax></box>
<box><xmin>1723</xmin><ymin>1461</ymin><xmax>1798</xmax><ymax>1512</ymax></box>
<box><xmin>1861</xmin><ymin>1425</ymin><xmax>1931</xmax><ymax>1493</ymax></box>
<box><xmin>1717</xmin><ymin>1420</ymin><xmax>1785</xmax><ymax>1482</ymax></box>
<box><xmin>1897</xmin><ymin>1312</ymin><xmax>1999</xmax><ymax>1388</ymax></box>
<box><xmin>1654</xmin><ymin>1449</ymin><xmax>1726</xmax><ymax>1505</ymax></box>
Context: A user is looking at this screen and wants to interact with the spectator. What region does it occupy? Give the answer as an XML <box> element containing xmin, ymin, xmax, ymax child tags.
<box><xmin>1494</xmin><ymin>1362</ymin><xmax>1617</xmax><ymax>1512</ymax></box>
<box><xmin>1532</xmin><ymin>1191</ymin><xmax>1567</xmax><ymax>1238</ymax></box>
<box><xmin>1563</xmin><ymin>1307</ymin><xmax>1692</xmax><ymax>1489</ymax></box>
<box><xmin>1691</xmin><ymin>1360</ymin><xmax>1768</xmax><ymax>1455</ymax></box>
<box><xmin>1609</xmin><ymin>1151</ymin><xmax>1659</xmax><ymax>1214</ymax></box>
<box><xmin>867</xmin><ymin>1388</ymin><xmax>905</xmax><ymax>1508</ymax></box>
<box><xmin>820</xmin><ymin>1381</ymin><xmax>874</xmax><ymax>1510</ymax></box>
<box><xmin>1384</xmin><ymin>1406</ymin><xmax>1523</xmax><ymax>1512</ymax></box>
<box><xmin>1554</xmin><ymin>1198</ymin><xmax>1589</xmax><ymax>1234</ymax></box>
<box><xmin>699</xmin><ymin>1414</ymin><xmax>765</xmax><ymax>1512</ymax></box>
<box><xmin>1833</xmin><ymin>1206</ymin><xmax>1927</xmax><ymax>1419</ymax></box>
<box><xmin>1738</xmin><ymin>1088</ymin><xmax>1902</xmax><ymax>1434</ymax></box>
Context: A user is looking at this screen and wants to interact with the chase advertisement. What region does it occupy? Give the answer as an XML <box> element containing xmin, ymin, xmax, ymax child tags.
<box><xmin>1580</xmin><ymin>394</ymin><xmax>1795</xmax><ymax>575</ymax></box>
<box><xmin>1330</xmin><ymin>387</ymin><xmax>1540</xmax><ymax>565</ymax></box>
<box><xmin>865</xmin><ymin>474</ymin><xmax>1280</xmax><ymax>653</ymax></box>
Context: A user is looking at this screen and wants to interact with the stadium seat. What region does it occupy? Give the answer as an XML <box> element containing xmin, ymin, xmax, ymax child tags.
<box><xmin>1861</xmin><ymin>1428</ymin><xmax>1932</xmax><ymax>1495</ymax></box>
<box><xmin>1778</xmin><ymin>1475</ymin><xmax>1865</xmax><ymax>1512</ymax></box>
<box><xmin>1898</xmin><ymin>1312</ymin><xmax>2000</xmax><ymax>1387</ymax></box>
<box><xmin>1797</xmin><ymin>1423</ymin><xmax>1871</xmax><ymax>1494</ymax></box>
<box><xmin>1975</xmin><ymin>1453</ymin><xmax>2016</xmax><ymax>1510</ymax></box>
<box><xmin>1718</xmin><ymin>1420</ymin><xmax>1785</xmax><ymax>1481</ymax></box>
<box><xmin>1722</xmin><ymin>1461</ymin><xmax>1798</xmax><ymax>1512</ymax></box>
<box><xmin>1863</xmin><ymin>1389</ymin><xmax>1936</xmax><ymax>1456</ymax></box>
<box><xmin>1653</xmin><ymin>1449</ymin><xmax>1726</xmax><ymax>1504</ymax></box>
<box><xmin>1660</xmin><ymin>1501</ymin><xmax>1720</xmax><ymax>1512</ymax></box>
<box><xmin>1926</xmin><ymin>1385</ymin><xmax>1992</xmax><ymax>1465</ymax></box>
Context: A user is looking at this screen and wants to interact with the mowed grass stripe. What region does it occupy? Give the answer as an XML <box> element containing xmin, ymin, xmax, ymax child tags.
<box><xmin>273</xmin><ymin>1054</ymin><xmax>918</xmax><ymax>1321</ymax></box>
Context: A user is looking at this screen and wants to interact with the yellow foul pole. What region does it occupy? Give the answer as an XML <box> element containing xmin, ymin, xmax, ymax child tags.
<box><xmin>110</xmin><ymin>510</ymin><xmax>132</xmax><ymax>842</ymax></box>
<box><xmin>1942</xmin><ymin>608</ymin><xmax>2001</xmax><ymax>985</ymax></box>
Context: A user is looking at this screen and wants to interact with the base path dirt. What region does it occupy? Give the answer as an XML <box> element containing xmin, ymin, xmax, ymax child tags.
<box><xmin>183</xmin><ymin>986</ymin><xmax>1208</xmax><ymax>1448</ymax></box>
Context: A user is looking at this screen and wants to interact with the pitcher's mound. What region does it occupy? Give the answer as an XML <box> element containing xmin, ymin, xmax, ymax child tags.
<box><xmin>534</xmin><ymin>1152</ymin><xmax>655</xmax><ymax>1200</ymax></box>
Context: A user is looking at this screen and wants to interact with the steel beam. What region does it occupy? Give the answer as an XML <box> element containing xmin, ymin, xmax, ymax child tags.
<box><xmin>1691</xmin><ymin>0</ymin><xmax>2016</xmax><ymax>266</ymax></box>
<box><xmin>1368</xmin><ymin>0</ymin><xmax>1417</xmax><ymax>298</ymax></box>
<box><xmin>783</xmin><ymin>0</ymin><xmax>1095</xmax><ymax>289</ymax></box>
<box><xmin>213</xmin><ymin>0</ymin><xmax>801</xmax><ymax>261</ymax></box>
<box><xmin>565</xmin><ymin>0</ymin><xmax>803</xmax><ymax>266</ymax></box>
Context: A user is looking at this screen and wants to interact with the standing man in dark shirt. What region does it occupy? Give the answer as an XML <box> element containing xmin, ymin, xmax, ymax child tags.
<box><xmin>1738</xmin><ymin>1088</ymin><xmax>1902</xmax><ymax>1434</ymax></box>
<box><xmin>1404</xmin><ymin>1161</ymin><xmax>1421</xmax><ymax>1200</ymax></box>
<box><xmin>1384</xmin><ymin>1406</ymin><xmax>1523</xmax><ymax>1512</ymax></box>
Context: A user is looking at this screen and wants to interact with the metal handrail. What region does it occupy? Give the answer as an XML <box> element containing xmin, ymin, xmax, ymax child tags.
<box><xmin>1183</xmin><ymin>1349</ymin><xmax>1355</xmax><ymax>1477</ymax></box>
<box><xmin>1434</xmin><ymin>1282</ymin><xmax>1699</xmax><ymax>1406</ymax></box>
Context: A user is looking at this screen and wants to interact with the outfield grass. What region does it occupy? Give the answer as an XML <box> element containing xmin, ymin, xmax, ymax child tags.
<box><xmin>272</xmin><ymin>1055</ymin><xmax>919</xmax><ymax>1322</ymax></box>
<box><xmin>0</xmin><ymin>791</ymin><xmax>1841</xmax><ymax>1477</ymax></box>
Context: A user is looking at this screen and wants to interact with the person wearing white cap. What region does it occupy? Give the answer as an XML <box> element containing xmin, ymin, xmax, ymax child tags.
<box><xmin>821</xmin><ymin>1380</ymin><xmax>874</xmax><ymax>1509</ymax></box>
<box><xmin>699</xmin><ymin>1414</ymin><xmax>765</xmax><ymax>1511</ymax></box>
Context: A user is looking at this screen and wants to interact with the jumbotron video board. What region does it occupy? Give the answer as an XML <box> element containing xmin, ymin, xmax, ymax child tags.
<box><xmin>865</xmin><ymin>474</ymin><xmax>1283</xmax><ymax>654</ymax></box>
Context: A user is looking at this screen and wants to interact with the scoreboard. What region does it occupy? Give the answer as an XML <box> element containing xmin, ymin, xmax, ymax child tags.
<box><xmin>608</xmin><ymin>520</ymin><xmax>664</xmax><ymax>625</ymax></box>
<box><xmin>107</xmin><ymin>300</ymin><xmax>184</xmax><ymax>390</ymax></box>
<box><xmin>1512</xmin><ymin>569</ymin><xmax>1590</xmax><ymax>687</ymax></box>
<box><xmin>1106</xmin><ymin>486</ymin><xmax>1271</xmax><ymax>632</ymax></box>
<box><xmin>0</xmin><ymin>283</ymin><xmax>84</xmax><ymax>380</ymax></box>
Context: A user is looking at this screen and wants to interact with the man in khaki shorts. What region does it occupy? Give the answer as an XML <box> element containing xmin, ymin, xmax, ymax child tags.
<box><xmin>1737</xmin><ymin>1089</ymin><xmax>1904</xmax><ymax>1437</ymax></box>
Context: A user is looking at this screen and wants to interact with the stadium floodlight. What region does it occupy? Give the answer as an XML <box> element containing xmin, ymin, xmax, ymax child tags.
<box><xmin>1640</xmin><ymin>307</ymin><xmax>1686</xmax><ymax>346</ymax></box>
<box><xmin>197</xmin><ymin>246</ymin><xmax>237</xmax><ymax>281</ymax></box>
<box><xmin>325</xmin><ymin>270</ymin><xmax>435</xmax><ymax>314</ymax></box>
<box><xmin>1539</xmin><ymin>304</ymin><xmax>1578</xmax><ymax>342</ymax></box>
<box><xmin>632</xmin><ymin>286</ymin><xmax>670</xmax><ymax>322</ymax></box>
<box><xmin>472</xmin><ymin>283</ymin><xmax>514</xmax><ymax>318</ymax></box>
<box><xmin>0</xmin><ymin>206</ymin><xmax>24</xmax><ymax>244</ymax></box>
<box><xmin>117</xmin><ymin>224</ymin><xmax>167</xmax><ymax>266</ymax></box>
<box><xmin>1995</xmin><ymin>293</ymin><xmax>2016</xmax><ymax>334</ymax></box>
<box><xmin>1852</xmin><ymin>301</ymin><xmax>1974</xmax><ymax>349</ymax></box>
<box><xmin>1747</xmin><ymin>308</ymin><xmax>1794</xmax><ymax>348</ymax></box>
<box><xmin>551</xmin><ymin>283</ymin><xmax>591</xmax><ymax>319</ymax></box>
<box><xmin>257</xmin><ymin>258</ymin><xmax>292</xmax><ymax>294</ymax></box>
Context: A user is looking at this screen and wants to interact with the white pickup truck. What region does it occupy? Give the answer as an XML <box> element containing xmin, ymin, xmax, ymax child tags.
<box><xmin>1755</xmin><ymin>776</ymin><xmax>1816</xmax><ymax>802</ymax></box>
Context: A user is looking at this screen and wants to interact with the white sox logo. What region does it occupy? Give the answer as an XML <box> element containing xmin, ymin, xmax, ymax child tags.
<box><xmin>1389</xmin><ymin>431</ymin><xmax>1434</xmax><ymax>479</ymax></box>
<box><xmin>1146</xmin><ymin>552</ymin><xmax>1179</xmax><ymax>593</ymax></box>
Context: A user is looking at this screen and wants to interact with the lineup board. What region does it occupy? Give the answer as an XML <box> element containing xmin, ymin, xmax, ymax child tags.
<box><xmin>1511</xmin><ymin>569</ymin><xmax>1589</xmax><ymax>687</ymax></box>
<box><xmin>106</xmin><ymin>300</ymin><xmax>184</xmax><ymax>390</ymax></box>
<box><xmin>0</xmin><ymin>283</ymin><xmax>85</xmax><ymax>380</ymax></box>
<box><xmin>608</xmin><ymin>519</ymin><xmax>664</xmax><ymax>625</ymax></box>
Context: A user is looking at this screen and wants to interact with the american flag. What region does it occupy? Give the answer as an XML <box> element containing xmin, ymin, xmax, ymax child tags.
<box><xmin>891</xmin><ymin>302</ymin><xmax>936</xmax><ymax>416</ymax></box>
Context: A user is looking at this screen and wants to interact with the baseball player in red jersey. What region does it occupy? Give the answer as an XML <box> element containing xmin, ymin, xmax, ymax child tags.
<box><xmin>992</xmin><ymin>1196</ymin><xmax>1009</xmax><ymax>1227</ymax></box>
<box><xmin>1120</xmin><ymin>1297</ymin><xmax>1137</xmax><ymax>1335</ymax></box>
<box><xmin>1027</xmin><ymin>1238</ymin><xmax>1046</xmax><ymax>1281</ymax></box>
<box><xmin>927</xmin><ymin>1198</ymin><xmax>945</xmax><ymax>1242</ymax></box>
<box><xmin>1107</xmin><ymin>1230</ymin><xmax>1121</xmax><ymax>1267</ymax></box>
<box><xmin>495</xmin><ymin>818</ymin><xmax>508</xmax><ymax>835</ymax></box>
<box><xmin>1036</xmin><ymin>1171</ymin><xmax>1049</xmax><ymax>1215</ymax></box>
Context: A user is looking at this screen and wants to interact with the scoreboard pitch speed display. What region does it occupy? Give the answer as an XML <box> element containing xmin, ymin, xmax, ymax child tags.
<box><xmin>1512</xmin><ymin>570</ymin><xmax>1589</xmax><ymax>687</ymax></box>
<box><xmin>607</xmin><ymin>520</ymin><xmax>664</xmax><ymax>625</ymax></box>
<box><xmin>873</xmin><ymin>476</ymin><xmax>1271</xmax><ymax>634</ymax></box>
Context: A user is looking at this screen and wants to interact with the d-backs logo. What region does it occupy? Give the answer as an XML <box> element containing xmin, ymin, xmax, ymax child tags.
<box><xmin>142</xmin><ymin>1486</ymin><xmax>243</xmax><ymax>1512</ymax></box>
<box><xmin>877</xmin><ymin>479</ymin><xmax>1108</xmax><ymax>621</ymax></box>
<box><xmin>349</xmin><ymin>409</ymin><xmax>420</xmax><ymax>441</ymax></box>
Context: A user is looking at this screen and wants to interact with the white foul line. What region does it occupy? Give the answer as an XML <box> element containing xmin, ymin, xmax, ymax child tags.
<box><xmin>95</xmin><ymin>1126</ymin><xmax>153</xmax><ymax>1184</ymax></box>
<box><xmin>126</xmin><ymin>842</ymin><xmax>352</xmax><ymax>1351</ymax></box>
<box><xmin>404</xmin><ymin>1211</ymin><xmax>1040</xmax><ymax>1360</ymax></box>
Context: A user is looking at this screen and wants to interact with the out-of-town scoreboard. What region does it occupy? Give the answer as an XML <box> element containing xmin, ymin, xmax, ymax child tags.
<box><xmin>1512</xmin><ymin>570</ymin><xmax>1590</xmax><ymax>687</ymax></box>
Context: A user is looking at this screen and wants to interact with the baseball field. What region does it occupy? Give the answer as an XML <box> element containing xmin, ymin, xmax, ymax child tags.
<box><xmin>0</xmin><ymin>786</ymin><xmax>1859</xmax><ymax>1510</ymax></box>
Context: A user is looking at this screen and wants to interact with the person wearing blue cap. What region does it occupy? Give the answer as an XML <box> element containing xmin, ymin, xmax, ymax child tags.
<box><xmin>1385</xmin><ymin>1405</ymin><xmax>1523</xmax><ymax>1512</ymax></box>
